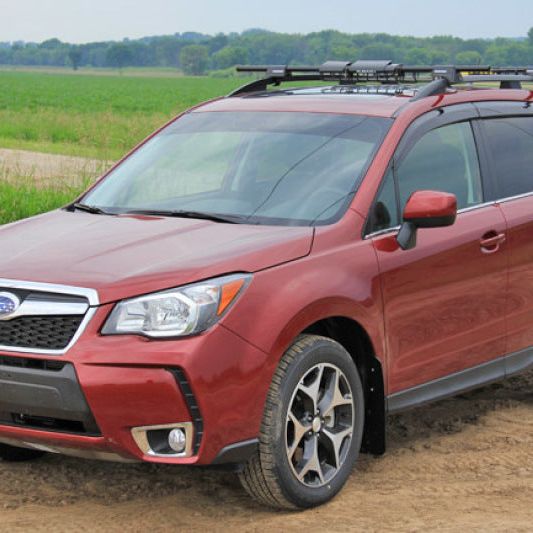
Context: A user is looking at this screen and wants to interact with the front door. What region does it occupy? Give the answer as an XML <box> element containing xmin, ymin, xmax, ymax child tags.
<box><xmin>368</xmin><ymin>118</ymin><xmax>508</xmax><ymax>394</ymax></box>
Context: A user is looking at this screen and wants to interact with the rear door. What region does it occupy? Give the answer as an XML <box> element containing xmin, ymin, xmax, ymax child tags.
<box><xmin>476</xmin><ymin>102</ymin><xmax>533</xmax><ymax>372</ymax></box>
<box><xmin>367</xmin><ymin>106</ymin><xmax>509</xmax><ymax>394</ymax></box>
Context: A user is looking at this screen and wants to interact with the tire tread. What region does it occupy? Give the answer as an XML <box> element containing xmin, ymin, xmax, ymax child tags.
<box><xmin>239</xmin><ymin>335</ymin><xmax>343</xmax><ymax>510</ymax></box>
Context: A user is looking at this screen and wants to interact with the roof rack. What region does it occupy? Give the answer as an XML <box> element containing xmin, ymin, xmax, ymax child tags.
<box><xmin>230</xmin><ymin>61</ymin><xmax>533</xmax><ymax>99</ymax></box>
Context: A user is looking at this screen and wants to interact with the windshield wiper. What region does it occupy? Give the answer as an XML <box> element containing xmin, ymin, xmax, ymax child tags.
<box><xmin>124</xmin><ymin>209</ymin><xmax>244</xmax><ymax>224</ymax></box>
<box><xmin>70</xmin><ymin>203</ymin><xmax>113</xmax><ymax>215</ymax></box>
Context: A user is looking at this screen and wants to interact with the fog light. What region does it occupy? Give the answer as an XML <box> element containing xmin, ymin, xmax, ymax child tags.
<box><xmin>168</xmin><ymin>428</ymin><xmax>186</xmax><ymax>453</ymax></box>
<box><xmin>131</xmin><ymin>422</ymin><xmax>193</xmax><ymax>458</ymax></box>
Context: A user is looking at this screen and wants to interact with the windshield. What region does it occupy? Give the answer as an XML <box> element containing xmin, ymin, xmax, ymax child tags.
<box><xmin>82</xmin><ymin>111</ymin><xmax>392</xmax><ymax>226</ymax></box>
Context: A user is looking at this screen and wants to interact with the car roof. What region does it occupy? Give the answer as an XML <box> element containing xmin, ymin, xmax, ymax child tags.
<box><xmin>193</xmin><ymin>86</ymin><xmax>533</xmax><ymax>120</ymax></box>
<box><xmin>193</xmin><ymin>91</ymin><xmax>410</xmax><ymax>118</ymax></box>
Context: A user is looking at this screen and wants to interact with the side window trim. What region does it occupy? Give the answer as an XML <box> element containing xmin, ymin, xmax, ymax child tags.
<box><xmin>394</xmin><ymin>104</ymin><xmax>479</xmax><ymax>165</ymax></box>
<box><xmin>365</xmin><ymin>224</ymin><xmax>402</xmax><ymax>239</ymax></box>
<box><xmin>474</xmin><ymin>101</ymin><xmax>533</xmax><ymax>120</ymax></box>
<box><xmin>497</xmin><ymin>191</ymin><xmax>533</xmax><ymax>203</ymax></box>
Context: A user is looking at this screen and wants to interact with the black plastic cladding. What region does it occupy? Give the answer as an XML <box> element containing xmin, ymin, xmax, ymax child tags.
<box><xmin>168</xmin><ymin>368</ymin><xmax>204</xmax><ymax>454</ymax></box>
<box><xmin>0</xmin><ymin>361</ymin><xmax>100</xmax><ymax>435</ymax></box>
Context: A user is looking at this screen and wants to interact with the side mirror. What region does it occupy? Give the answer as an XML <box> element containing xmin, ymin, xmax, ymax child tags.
<box><xmin>397</xmin><ymin>190</ymin><xmax>457</xmax><ymax>250</ymax></box>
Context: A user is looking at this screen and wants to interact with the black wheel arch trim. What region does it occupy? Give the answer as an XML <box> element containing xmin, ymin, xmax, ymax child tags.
<box><xmin>211</xmin><ymin>438</ymin><xmax>259</xmax><ymax>465</ymax></box>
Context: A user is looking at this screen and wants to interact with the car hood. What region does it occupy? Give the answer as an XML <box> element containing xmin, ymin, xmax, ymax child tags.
<box><xmin>0</xmin><ymin>210</ymin><xmax>313</xmax><ymax>303</ymax></box>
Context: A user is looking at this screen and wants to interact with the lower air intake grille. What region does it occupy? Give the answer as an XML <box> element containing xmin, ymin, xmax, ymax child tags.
<box><xmin>0</xmin><ymin>316</ymin><xmax>84</xmax><ymax>350</ymax></box>
<box><xmin>0</xmin><ymin>355</ymin><xmax>66</xmax><ymax>371</ymax></box>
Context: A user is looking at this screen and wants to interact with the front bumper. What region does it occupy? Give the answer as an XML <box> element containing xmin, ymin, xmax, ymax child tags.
<box><xmin>0</xmin><ymin>306</ymin><xmax>273</xmax><ymax>465</ymax></box>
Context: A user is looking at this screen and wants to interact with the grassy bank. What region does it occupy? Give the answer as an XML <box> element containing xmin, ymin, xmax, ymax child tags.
<box><xmin>0</xmin><ymin>178</ymin><xmax>86</xmax><ymax>224</ymax></box>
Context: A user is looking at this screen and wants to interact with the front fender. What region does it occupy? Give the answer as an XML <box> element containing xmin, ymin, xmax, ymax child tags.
<box><xmin>221</xmin><ymin>228</ymin><xmax>385</xmax><ymax>373</ymax></box>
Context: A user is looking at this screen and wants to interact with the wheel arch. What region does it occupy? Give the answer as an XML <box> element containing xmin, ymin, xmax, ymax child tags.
<box><xmin>301</xmin><ymin>316</ymin><xmax>386</xmax><ymax>455</ymax></box>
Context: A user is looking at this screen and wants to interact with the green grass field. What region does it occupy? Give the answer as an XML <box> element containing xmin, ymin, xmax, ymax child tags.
<box><xmin>0</xmin><ymin>70</ymin><xmax>249</xmax><ymax>160</ymax></box>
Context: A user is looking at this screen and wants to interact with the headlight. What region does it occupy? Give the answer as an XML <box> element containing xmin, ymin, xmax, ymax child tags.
<box><xmin>101</xmin><ymin>274</ymin><xmax>251</xmax><ymax>338</ymax></box>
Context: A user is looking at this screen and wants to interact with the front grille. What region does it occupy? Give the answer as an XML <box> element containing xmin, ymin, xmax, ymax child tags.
<box><xmin>0</xmin><ymin>315</ymin><xmax>83</xmax><ymax>350</ymax></box>
<box><xmin>0</xmin><ymin>281</ymin><xmax>95</xmax><ymax>354</ymax></box>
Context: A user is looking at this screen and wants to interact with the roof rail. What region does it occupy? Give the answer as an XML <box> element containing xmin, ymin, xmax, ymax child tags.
<box><xmin>230</xmin><ymin>61</ymin><xmax>533</xmax><ymax>98</ymax></box>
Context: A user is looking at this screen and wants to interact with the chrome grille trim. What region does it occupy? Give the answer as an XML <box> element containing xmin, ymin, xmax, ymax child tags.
<box><xmin>0</xmin><ymin>299</ymin><xmax>89</xmax><ymax>321</ymax></box>
<box><xmin>0</xmin><ymin>279</ymin><xmax>99</xmax><ymax>306</ymax></box>
<box><xmin>0</xmin><ymin>279</ymin><xmax>99</xmax><ymax>355</ymax></box>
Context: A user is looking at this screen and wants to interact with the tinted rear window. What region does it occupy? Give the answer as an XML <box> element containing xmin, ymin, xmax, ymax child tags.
<box><xmin>483</xmin><ymin>117</ymin><xmax>533</xmax><ymax>198</ymax></box>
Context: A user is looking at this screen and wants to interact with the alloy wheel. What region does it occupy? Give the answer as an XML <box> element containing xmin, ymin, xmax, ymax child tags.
<box><xmin>285</xmin><ymin>363</ymin><xmax>355</xmax><ymax>487</ymax></box>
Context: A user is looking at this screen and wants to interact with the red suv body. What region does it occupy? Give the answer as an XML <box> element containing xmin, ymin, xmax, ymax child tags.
<box><xmin>0</xmin><ymin>73</ymin><xmax>532</xmax><ymax>508</ymax></box>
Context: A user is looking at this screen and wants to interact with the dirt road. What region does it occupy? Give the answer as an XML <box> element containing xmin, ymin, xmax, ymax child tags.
<box><xmin>0</xmin><ymin>371</ymin><xmax>531</xmax><ymax>532</ymax></box>
<box><xmin>0</xmin><ymin>148</ymin><xmax>111</xmax><ymax>185</ymax></box>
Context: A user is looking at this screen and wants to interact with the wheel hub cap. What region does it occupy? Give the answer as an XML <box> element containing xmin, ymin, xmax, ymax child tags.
<box><xmin>285</xmin><ymin>363</ymin><xmax>355</xmax><ymax>488</ymax></box>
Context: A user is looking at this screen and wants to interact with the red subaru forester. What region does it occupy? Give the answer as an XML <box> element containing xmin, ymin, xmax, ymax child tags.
<box><xmin>0</xmin><ymin>61</ymin><xmax>532</xmax><ymax>509</ymax></box>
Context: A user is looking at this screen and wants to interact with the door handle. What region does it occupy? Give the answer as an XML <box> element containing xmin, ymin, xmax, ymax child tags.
<box><xmin>480</xmin><ymin>231</ymin><xmax>506</xmax><ymax>253</ymax></box>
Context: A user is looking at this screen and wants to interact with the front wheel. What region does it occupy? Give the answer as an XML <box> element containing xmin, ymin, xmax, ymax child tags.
<box><xmin>239</xmin><ymin>334</ymin><xmax>365</xmax><ymax>509</ymax></box>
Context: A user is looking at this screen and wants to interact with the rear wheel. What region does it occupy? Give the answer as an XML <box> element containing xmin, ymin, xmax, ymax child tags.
<box><xmin>0</xmin><ymin>443</ymin><xmax>46</xmax><ymax>462</ymax></box>
<box><xmin>239</xmin><ymin>334</ymin><xmax>365</xmax><ymax>509</ymax></box>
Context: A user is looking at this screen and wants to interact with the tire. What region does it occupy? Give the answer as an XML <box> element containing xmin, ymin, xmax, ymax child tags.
<box><xmin>0</xmin><ymin>443</ymin><xmax>46</xmax><ymax>462</ymax></box>
<box><xmin>239</xmin><ymin>334</ymin><xmax>365</xmax><ymax>509</ymax></box>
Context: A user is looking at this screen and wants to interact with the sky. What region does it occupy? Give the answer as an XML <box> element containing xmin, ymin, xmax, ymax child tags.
<box><xmin>0</xmin><ymin>0</ymin><xmax>531</xmax><ymax>44</ymax></box>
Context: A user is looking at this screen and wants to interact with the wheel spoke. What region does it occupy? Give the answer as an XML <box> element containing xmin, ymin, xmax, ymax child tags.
<box><xmin>297</xmin><ymin>364</ymin><xmax>324</xmax><ymax>412</ymax></box>
<box><xmin>318</xmin><ymin>368</ymin><xmax>352</xmax><ymax>418</ymax></box>
<box><xmin>297</xmin><ymin>435</ymin><xmax>324</xmax><ymax>484</ymax></box>
<box><xmin>285</xmin><ymin>361</ymin><xmax>355</xmax><ymax>488</ymax></box>
<box><xmin>322</xmin><ymin>426</ymin><xmax>352</xmax><ymax>469</ymax></box>
<box><xmin>287</xmin><ymin>411</ymin><xmax>312</xmax><ymax>459</ymax></box>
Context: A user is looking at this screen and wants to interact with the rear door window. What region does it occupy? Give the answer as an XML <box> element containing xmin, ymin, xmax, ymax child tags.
<box><xmin>482</xmin><ymin>117</ymin><xmax>533</xmax><ymax>198</ymax></box>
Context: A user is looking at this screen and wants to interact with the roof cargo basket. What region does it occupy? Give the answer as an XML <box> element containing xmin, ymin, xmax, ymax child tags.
<box><xmin>230</xmin><ymin>61</ymin><xmax>533</xmax><ymax>99</ymax></box>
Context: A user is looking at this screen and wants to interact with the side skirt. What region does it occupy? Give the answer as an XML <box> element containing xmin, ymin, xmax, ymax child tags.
<box><xmin>387</xmin><ymin>346</ymin><xmax>533</xmax><ymax>414</ymax></box>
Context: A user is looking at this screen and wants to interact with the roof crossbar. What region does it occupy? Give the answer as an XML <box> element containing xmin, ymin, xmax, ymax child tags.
<box><xmin>230</xmin><ymin>61</ymin><xmax>533</xmax><ymax>98</ymax></box>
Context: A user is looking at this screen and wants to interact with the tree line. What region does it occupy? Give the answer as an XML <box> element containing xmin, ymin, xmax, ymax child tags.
<box><xmin>1</xmin><ymin>28</ymin><xmax>532</xmax><ymax>75</ymax></box>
